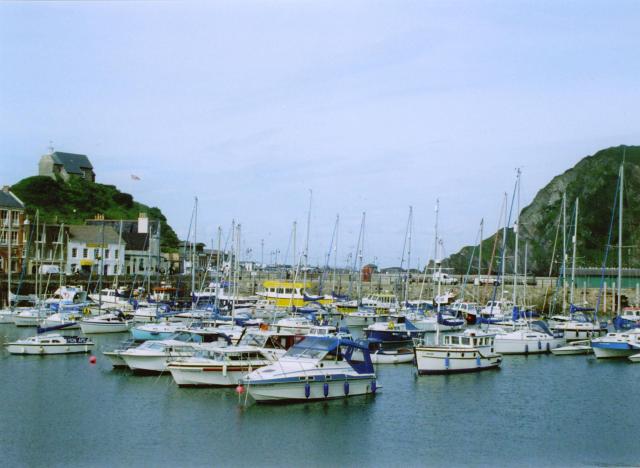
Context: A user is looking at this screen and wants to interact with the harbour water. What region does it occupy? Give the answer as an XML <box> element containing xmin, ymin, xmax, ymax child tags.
<box><xmin>1</xmin><ymin>326</ymin><xmax>638</xmax><ymax>467</ymax></box>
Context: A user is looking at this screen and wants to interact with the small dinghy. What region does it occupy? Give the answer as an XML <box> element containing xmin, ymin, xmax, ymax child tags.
<box><xmin>551</xmin><ymin>340</ymin><xmax>592</xmax><ymax>356</ymax></box>
<box><xmin>6</xmin><ymin>333</ymin><xmax>94</xmax><ymax>355</ymax></box>
<box><xmin>361</xmin><ymin>339</ymin><xmax>413</xmax><ymax>364</ymax></box>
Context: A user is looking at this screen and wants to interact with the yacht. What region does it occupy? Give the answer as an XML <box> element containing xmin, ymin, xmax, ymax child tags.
<box><xmin>6</xmin><ymin>333</ymin><xmax>94</xmax><ymax>355</ymax></box>
<box><xmin>168</xmin><ymin>346</ymin><xmax>275</xmax><ymax>387</ymax></box>
<box><xmin>360</xmin><ymin>293</ymin><xmax>399</xmax><ymax>312</ymax></box>
<box><xmin>240</xmin><ymin>336</ymin><xmax>378</xmax><ymax>403</ymax></box>
<box><xmin>364</xmin><ymin>315</ymin><xmax>426</xmax><ymax>344</ymax></box>
<box><xmin>493</xmin><ymin>321</ymin><xmax>565</xmax><ymax>355</ymax></box>
<box><xmin>79</xmin><ymin>311</ymin><xmax>132</xmax><ymax>334</ymax></box>
<box><xmin>414</xmin><ymin>329</ymin><xmax>502</xmax><ymax>375</ymax></box>
<box><xmin>591</xmin><ymin>329</ymin><xmax>640</xmax><ymax>359</ymax></box>
<box><xmin>342</xmin><ymin>308</ymin><xmax>382</xmax><ymax>327</ymax></box>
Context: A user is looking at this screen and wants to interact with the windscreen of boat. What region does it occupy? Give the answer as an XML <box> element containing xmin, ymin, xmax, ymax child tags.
<box><xmin>238</xmin><ymin>333</ymin><xmax>267</xmax><ymax>348</ymax></box>
<box><xmin>531</xmin><ymin>321</ymin><xmax>553</xmax><ymax>336</ymax></box>
<box><xmin>283</xmin><ymin>337</ymin><xmax>336</xmax><ymax>360</ymax></box>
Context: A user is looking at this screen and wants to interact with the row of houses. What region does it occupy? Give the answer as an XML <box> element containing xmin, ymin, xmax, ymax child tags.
<box><xmin>0</xmin><ymin>187</ymin><xmax>178</xmax><ymax>277</ymax></box>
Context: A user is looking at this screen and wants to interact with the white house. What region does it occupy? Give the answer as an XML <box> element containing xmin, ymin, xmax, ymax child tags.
<box><xmin>67</xmin><ymin>225</ymin><xmax>125</xmax><ymax>276</ymax></box>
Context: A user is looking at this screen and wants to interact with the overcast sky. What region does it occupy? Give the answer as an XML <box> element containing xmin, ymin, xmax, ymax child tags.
<box><xmin>2</xmin><ymin>1</ymin><xmax>639</xmax><ymax>267</ymax></box>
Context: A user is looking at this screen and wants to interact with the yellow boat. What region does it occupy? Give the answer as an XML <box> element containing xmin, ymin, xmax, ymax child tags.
<box><xmin>257</xmin><ymin>281</ymin><xmax>334</xmax><ymax>308</ymax></box>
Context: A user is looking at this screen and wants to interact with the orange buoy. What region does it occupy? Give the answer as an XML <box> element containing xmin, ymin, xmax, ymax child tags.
<box><xmin>89</xmin><ymin>355</ymin><xmax>97</xmax><ymax>364</ymax></box>
<box><xmin>235</xmin><ymin>385</ymin><xmax>245</xmax><ymax>394</ymax></box>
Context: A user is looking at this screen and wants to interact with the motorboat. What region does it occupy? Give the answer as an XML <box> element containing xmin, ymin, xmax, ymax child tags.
<box><xmin>364</xmin><ymin>315</ymin><xmax>426</xmax><ymax>344</ymax></box>
<box><xmin>13</xmin><ymin>307</ymin><xmax>53</xmax><ymax>327</ymax></box>
<box><xmin>240</xmin><ymin>336</ymin><xmax>379</xmax><ymax>403</ymax></box>
<box><xmin>131</xmin><ymin>321</ymin><xmax>186</xmax><ymax>341</ymax></box>
<box><xmin>257</xmin><ymin>280</ymin><xmax>333</xmax><ymax>308</ymax></box>
<box><xmin>88</xmin><ymin>287</ymin><xmax>130</xmax><ymax>305</ymax></box>
<box><xmin>550</xmin><ymin>307</ymin><xmax>608</xmax><ymax>341</ymax></box>
<box><xmin>103</xmin><ymin>339</ymin><xmax>138</xmax><ymax>367</ymax></box>
<box><xmin>406</xmin><ymin>311</ymin><xmax>464</xmax><ymax>332</ymax></box>
<box><xmin>613</xmin><ymin>307</ymin><xmax>640</xmax><ymax>330</ymax></box>
<box><xmin>591</xmin><ymin>329</ymin><xmax>640</xmax><ymax>359</ymax></box>
<box><xmin>342</xmin><ymin>308</ymin><xmax>382</xmax><ymax>327</ymax></box>
<box><xmin>360</xmin><ymin>339</ymin><xmax>413</xmax><ymax>364</ymax></box>
<box><xmin>493</xmin><ymin>321</ymin><xmax>565</xmax><ymax>355</ymax></box>
<box><xmin>6</xmin><ymin>333</ymin><xmax>94</xmax><ymax>355</ymax></box>
<box><xmin>628</xmin><ymin>353</ymin><xmax>640</xmax><ymax>363</ymax></box>
<box><xmin>551</xmin><ymin>340</ymin><xmax>592</xmax><ymax>355</ymax></box>
<box><xmin>360</xmin><ymin>293</ymin><xmax>399</xmax><ymax>312</ymax></box>
<box><xmin>119</xmin><ymin>332</ymin><xmax>232</xmax><ymax>373</ymax></box>
<box><xmin>272</xmin><ymin>316</ymin><xmax>315</xmax><ymax>335</ymax></box>
<box><xmin>413</xmin><ymin>329</ymin><xmax>502</xmax><ymax>375</ymax></box>
<box><xmin>449</xmin><ymin>301</ymin><xmax>480</xmax><ymax>325</ymax></box>
<box><xmin>79</xmin><ymin>311</ymin><xmax>132</xmax><ymax>334</ymax></box>
<box><xmin>478</xmin><ymin>300</ymin><xmax>513</xmax><ymax>323</ymax></box>
<box><xmin>168</xmin><ymin>346</ymin><xmax>275</xmax><ymax>387</ymax></box>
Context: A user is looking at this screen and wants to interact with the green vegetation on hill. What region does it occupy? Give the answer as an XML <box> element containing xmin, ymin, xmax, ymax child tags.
<box><xmin>445</xmin><ymin>145</ymin><xmax>640</xmax><ymax>276</ymax></box>
<box><xmin>11</xmin><ymin>176</ymin><xmax>180</xmax><ymax>250</ymax></box>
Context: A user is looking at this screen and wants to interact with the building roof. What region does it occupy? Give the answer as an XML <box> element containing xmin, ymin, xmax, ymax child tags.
<box><xmin>121</xmin><ymin>232</ymin><xmax>149</xmax><ymax>251</ymax></box>
<box><xmin>50</xmin><ymin>152</ymin><xmax>93</xmax><ymax>174</ymax></box>
<box><xmin>0</xmin><ymin>189</ymin><xmax>25</xmax><ymax>209</ymax></box>
<box><xmin>68</xmin><ymin>225</ymin><xmax>123</xmax><ymax>245</ymax></box>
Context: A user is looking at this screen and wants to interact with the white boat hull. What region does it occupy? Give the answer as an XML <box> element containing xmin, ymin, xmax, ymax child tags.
<box><xmin>6</xmin><ymin>342</ymin><xmax>93</xmax><ymax>355</ymax></box>
<box><xmin>414</xmin><ymin>347</ymin><xmax>502</xmax><ymax>374</ymax></box>
<box><xmin>80</xmin><ymin>321</ymin><xmax>131</xmax><ymax>334</ymax></box>
<box><xmin>343</xmin><ymin>314</ymin><xmax>377</xmax><ymax>327</ymax></box>
<box><xmin>102</xmin><ymin>350</ymin><xmax>129</xmax><ymax>367</ymax></box>
<box><xmin>592</xmin><ymin>346</ymin><xmax>637</xmax><ymax>359</ymax></box>
<box><xmin>0</xmin><ymin>309</ymin><xmax>16</xmax><ymax>324</ymax></box>
<box><xmin>551</xmin><ymin>345</ymin><xmax>591</xmax><ymax>355</ymax></box>
<box><xmin>494</xmin><ymin>336</ymin><xmax>564</xmax><ymax>355</ymax></box>
<box><xmin>169</xmin><ymin>365</ymin><xmax>255</xmax><ymax>386</ymax></box>
<box><xmin>371</xmin><ymin>351</ymin><xmax>413</xmax><ymax>364</ymax></box>
<box><xmin>246</xmin><ymin>377</ymin><xmax>377</xmax><ymax>402</ymax></box>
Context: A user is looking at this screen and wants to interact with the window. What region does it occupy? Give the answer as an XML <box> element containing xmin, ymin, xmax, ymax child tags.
<box><xmin>105</xmin><ymin>249</ymin><xmax>110</xmax><ymax>259</ymax></box>
<box><xmin>115</xmin><ymin>249</ymin><xmax>119</xmax><ymax>259</ymax></box>
<box><xmin>114</xmin><ymin>265</ymin><xmax>118</xmax><ymax>275</ymax></box>
<box><xmin>82</xmin><ymin>249</ymin><xmax>88</xmax><ymax>258</ymax></box>
<box><xmin>72</xmin><ymin>248</ymin><xmax>77</xmax><ymax>258</ymax></box>
<box><xmin>10</xmin><ymin>231</ymin><xmax>17</xmax><ymax>244</ymax></box>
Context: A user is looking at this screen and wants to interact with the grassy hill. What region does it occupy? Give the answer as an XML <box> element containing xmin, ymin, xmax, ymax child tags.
<box><xmin>10</xmin><ymin>176</ymin><xmax>180</xmax><ymax>250</ymax></box>
<box><xmin>445</xmin><ymin>145</ymin><xmax>640</xmax><ymax>276</ymax></box>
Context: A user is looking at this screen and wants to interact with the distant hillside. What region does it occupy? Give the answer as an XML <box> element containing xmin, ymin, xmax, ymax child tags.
<box><xmin>445</xmin><ymin>145</ymin><xmax>640</xmax><ymax>276</ymax></box>
<box><xmin>10</xmin><ymin>176</ymin><xmax>180</xmax><ymax>250</ymax></box>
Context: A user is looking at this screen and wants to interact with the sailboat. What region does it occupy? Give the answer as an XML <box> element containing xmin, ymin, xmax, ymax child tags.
<box><xmin>591</xmin><ymin>162</ymin><xmax>640</xmax><ymax>358</ymax></box>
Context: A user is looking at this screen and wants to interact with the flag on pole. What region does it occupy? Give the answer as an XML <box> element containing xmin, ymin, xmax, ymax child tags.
<box><xmin>131</xmin><ymin>174</ymin><xmax>141</xmax><ymax>181</ymax></box>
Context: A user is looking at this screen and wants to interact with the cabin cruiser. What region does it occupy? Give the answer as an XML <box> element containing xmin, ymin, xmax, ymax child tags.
<box><xmin>613</xmin><ymin>307</ymin><xmax>640</xmax><ymax>330</ymax></box>
<box><xmin>414</xmin><ymin>329</ymin><xmax>502</xmax><ymax>375</ymax></box>
<box><xmin>406</xmin><ymin>311</ymin><xmax>465</xmax><ymax>332</ymax></box>
<box><xmin>79</xmin><ymin>311</ymin><xmax>132</xmax><ymax>334</ymax></box>
<box><xmin>449</xmin><ymin>301</ymin><xmax>480</xmax><ymax>325</ymax></box>
<box><xmin>6</xmin><ymin>333</ymin><xmax>94</xmax><ymax>355</ymax></box>
<box><xmin>478</xmin><ymin>300</ymin><xmax>514</xmax><ymax>323</ymax></box>
<box><xmin>88</xmin><ymin>287</ymin><xmax>130</xmax><ymax>305</ymax></box>
<box><xmin>342</xmin><ymin>307</ymin><xmax>382</xmax><ymax>327</ymax></box>
<box><xmin>168</xmin><ymin>346</ymin><xmax>275</xmax><ymax>387</ymax></box>
<box><xmin>131</xmin><ymin>321</ymin><xmax>186</xmax><ymax>341</ymax></box>
<box><xmin>364</xmin><ymin>315</ymin><xmax>426</xmax><ymax>344</ymax></box>
<box><xmin>240</xmin><ymin>336</ymin><xmax>378</xmax><ymax>403</ymax></box>
<box><xmin>119</xmin><ymin>332</ymin><xmax>232</xmax><ymax>373</ymax></box>
<box><xmin>257</xmin><ymin>281</ymin><xmax>333</xmax><ymax>308</ymax></box>
<box><xmin>360</xmin><ymin>293</ymin><xmax>399</xmax><ymax>312</ymax></box>
<box><xmin>493</xmin><ymin>321</ymin><xmax>565</xmax><ymax>354</ymax></box>
<box><xmin>591</xmin><ymin>329</ymin><xmax>640</xmax><ymax>359</ymax></box>
<box><xmin>272</xmin><ymin>316</ymin><xmax>315</xmax><ymax>335</ymax></box>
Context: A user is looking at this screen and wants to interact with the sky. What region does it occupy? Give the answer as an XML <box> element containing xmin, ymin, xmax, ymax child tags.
<box><xmin>1</xmin><ymin>1</ymin><xmax>640</xmax><ymax>268</ymax></box>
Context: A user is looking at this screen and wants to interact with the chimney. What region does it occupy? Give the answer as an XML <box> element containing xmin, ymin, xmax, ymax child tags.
<box><xmin>138</xmin><ymin>212</ymin><xmax>148</xmax><ymax>234</ymax></box>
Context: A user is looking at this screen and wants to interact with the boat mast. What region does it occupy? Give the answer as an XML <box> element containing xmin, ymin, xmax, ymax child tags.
<box><xmin>303</xmin><ymin>189</ymin><xmax>312</xmax><ymax>292</ymax></box>
<box><xmin>618</xmin><ymin>163</ymin><xmax>623</xmax><ymax>315</ymax></box>
<box><xmin>569</xmin><ymin>198</ymin><xmax>579</xmax><ymax>306</ymax></box>
<box><xmin>433</xmin><ymin>199</ymin><xmax>439</xmax><ymax>299</ymax></box>
<box><xmin>500</xmin><ymin>192</ymin><xmax>507</xmax><ymax>299</ymax></box>
<box><xmin>292</xmin><ymin>220</ymin><xmax>297</xmax><ymax>277</ymax></box>
<box><xmin>405</xmin><ymin>206</ymin><xmax>413</xmax><ymax>305</ymax></box>
<box><xmin>478</xmin><ymin>218</ymin><xmax>483</xmax><ymax>282</ymax></box>
<box><xmin>524</xmin><ymin>241</ymin><xmax>528</xmax><ymax>306</ymax></box>
<box><xmin>192</xmin><ymin>197</ymin><xmax>198</xmax><ymax>305</ymax></box>
<box><xmin>512</xmin><ymin>169</ymin><xmax>520</xmax><ymax>309</ymax></box>
<box><xmin>331</xmin><ymin>214</ymin><xmax>340</xmax><ymax>293</ymax></box>
<box><xmin>562</xmin><ymin>192</ymin><xmax>567</xmax><ymax>313</ymax></box>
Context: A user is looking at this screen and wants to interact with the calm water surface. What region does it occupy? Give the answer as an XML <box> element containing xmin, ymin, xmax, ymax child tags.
<box><xmin>1</xmin><ymin>326</ymin><xmax>638</xmax><ymax>467</ymax></box>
